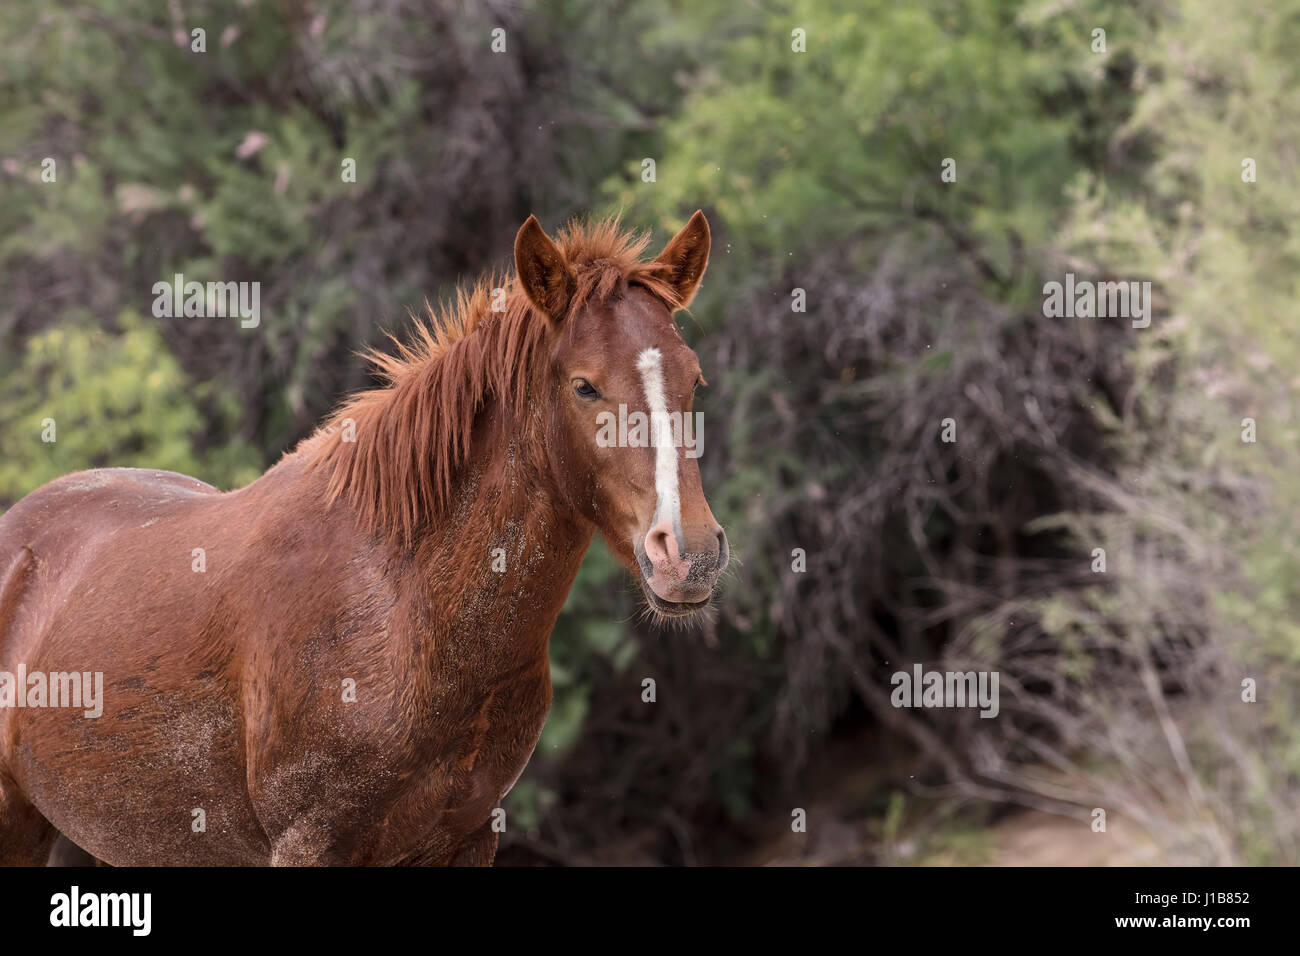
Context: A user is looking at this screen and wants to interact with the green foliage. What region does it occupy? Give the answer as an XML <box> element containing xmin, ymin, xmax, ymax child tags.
<box><xmin>0</xmin><ymin>312</ymin><xmax>259</xmax><ymax>510</ymax></box>
<box><xmin>613</xmin><ymin>0</ymin><xmax>1149</xmax><ymax>300</ymax></box>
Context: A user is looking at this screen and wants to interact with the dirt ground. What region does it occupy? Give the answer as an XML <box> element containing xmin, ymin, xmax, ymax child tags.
<box><xmin>735</xmin><ymin>727</ymin><xmax>1162</xmax><ymax>867</ymax></box>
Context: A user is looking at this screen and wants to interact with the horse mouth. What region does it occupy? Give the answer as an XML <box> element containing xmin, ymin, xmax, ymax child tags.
<box><xmin>640</xmin><ymin>580</ymin><xmax>712</xmax><ymax>618</ymax></box>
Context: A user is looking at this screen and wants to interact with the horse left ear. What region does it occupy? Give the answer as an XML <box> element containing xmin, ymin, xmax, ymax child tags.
<box><xmin>653</xmin><ymin>209</ymin><xmax>710</xmax><ymax>309</ymax></box>
<box><xmin>515</xmin><ymin>215</ymin><xmax>574</xmax><ymax>321</ymax></box>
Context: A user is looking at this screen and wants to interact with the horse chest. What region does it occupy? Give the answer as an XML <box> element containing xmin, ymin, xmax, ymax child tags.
<box><xmin>368</xmin><ymin>659</ymin><xmax>549</xmax><ymax>838</ymax></box>
<box><xmin>433</xmin><ymin>671</ymin><xmax>548</xmax><ymax>788</ymax></box>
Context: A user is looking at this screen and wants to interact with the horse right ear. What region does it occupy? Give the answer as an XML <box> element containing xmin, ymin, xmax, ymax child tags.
<box><xmin>514</xmin><ymin>215</ymin><xmax>574</xmax><ymax>321</ymax></box>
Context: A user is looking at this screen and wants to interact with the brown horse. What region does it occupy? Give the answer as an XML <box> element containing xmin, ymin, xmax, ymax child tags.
<box><xmin>0</xmin><ymin>212</ymin><xmax>727</xmax><ymax>865</ymax></box>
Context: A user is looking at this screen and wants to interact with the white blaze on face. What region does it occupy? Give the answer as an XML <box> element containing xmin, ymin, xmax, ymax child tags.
<box><xmin>636</xmin><ymin>347</ymin><xmax>681</xmax><ymax>543</ymax></box>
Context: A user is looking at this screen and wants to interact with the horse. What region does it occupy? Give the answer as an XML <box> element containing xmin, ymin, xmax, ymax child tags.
<box><xmin>0</xmin><ymin>211</ymin><xmax>728</xmax><ymax>865</ymax></box>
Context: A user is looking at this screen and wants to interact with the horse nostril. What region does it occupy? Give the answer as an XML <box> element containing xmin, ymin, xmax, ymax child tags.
<box><xmin>715</xmin><ymin>528</ymin><xmax>730</xmax><ymax>573</ymax></box>
<box><xmin>644</xmin><ymin>525</ymin><xmax>678</xmax><ymax>568</ymax></box>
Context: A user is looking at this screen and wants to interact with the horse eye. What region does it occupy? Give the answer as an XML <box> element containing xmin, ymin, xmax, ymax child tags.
<box><xmin>574</xmin><ymin>380</ymin><xmax>600</xmax><ymax>399</ymax></box>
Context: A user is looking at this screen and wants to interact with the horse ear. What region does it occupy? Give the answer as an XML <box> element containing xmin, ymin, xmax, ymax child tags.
<box><xmin>653</xmin><ymin>209</ymin><xmax>711</xmax><ymax>309</ymax></box>
<box><xmin>514</xmin><ymin>215</ymin><xmax>573</xmax><ymax>320</ymax></box>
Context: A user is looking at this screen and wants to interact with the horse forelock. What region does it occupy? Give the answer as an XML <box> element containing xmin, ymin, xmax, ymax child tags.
<box><xmin>305</xmin><ymin>216</ymin><xmax>682</xmax><ymax>546</ymax></box>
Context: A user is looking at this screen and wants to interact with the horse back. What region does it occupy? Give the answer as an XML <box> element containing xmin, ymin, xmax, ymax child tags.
<box><xmin>0</xmin><ymin>468</ymin><xmax>221</xmax><ymax>662</ymax></box>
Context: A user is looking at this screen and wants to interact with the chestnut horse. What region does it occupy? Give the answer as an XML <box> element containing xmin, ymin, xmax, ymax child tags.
<box><xmin>0</xmin><ymin>212</ymin><xmax>727</xmax><ymax>865</ymax></box>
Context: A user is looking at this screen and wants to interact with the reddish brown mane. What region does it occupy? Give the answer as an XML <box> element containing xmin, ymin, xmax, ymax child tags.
<box><xmin>306</xmin><ymin>217</ymin><xmax>683</xmax><ymax>545</ymax></box>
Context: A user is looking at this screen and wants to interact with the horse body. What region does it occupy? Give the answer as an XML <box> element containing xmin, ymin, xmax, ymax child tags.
<box><xmin>0</xmin><ymin>211</ymin><xmax>724</xmax><ymax>865</ymax></box>
<box><xmin>0</xmin><ymin>441</ymin><xmax>581</xmax><ymax>864</ymax></box>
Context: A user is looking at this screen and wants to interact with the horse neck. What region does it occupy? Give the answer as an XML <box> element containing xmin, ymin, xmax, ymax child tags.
<box><xmin>402</xmin><ymin>398</ymin><xmax>594</xmax><ymax>652</ymax></box>
<box><xmin>276</xmin><ymin>374</ymin><xmax>593</xmax><ymax>662</ymax></box>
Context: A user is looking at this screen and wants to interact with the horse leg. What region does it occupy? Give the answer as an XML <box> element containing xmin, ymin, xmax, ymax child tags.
<box><xmin>0</xmin><ymin>773</ymin><xmax>58</xmax><ymax>866</ymax></box>
<box><xmin>449</xmin><ymin>820</ymin><xmax>499</xmax><ymax>867</ymax></box>
<box><xmin>268</xmin><ymin>813</ymin><xmax>358</xmax><ymax>866</ymax></box>
<box><xmin>46</xmin><ymin>834</ymin><xmax>100</xmax><ymax>867</ymax></box>
<box><xmin>387</xmin><ymin>819</ymin><xmax>499</xmax><ymax>866</ymax></box>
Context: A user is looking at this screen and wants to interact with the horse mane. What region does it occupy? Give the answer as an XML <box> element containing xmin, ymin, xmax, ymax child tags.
<box><xmin>306</xmin><ymin>217</ymin><xmax>683</xmax><ymax>546</ymax></box>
